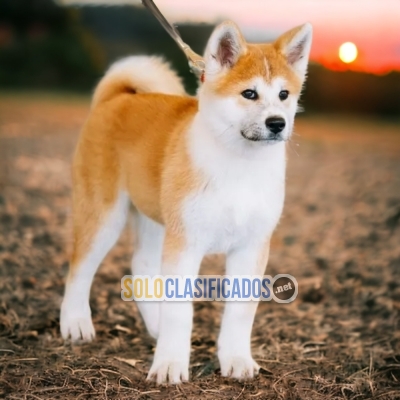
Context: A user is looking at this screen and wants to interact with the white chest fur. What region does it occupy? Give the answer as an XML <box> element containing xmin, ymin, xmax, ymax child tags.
<box><xmin>183</xmin><ymin>118</ymin><xmax>286</xmax><ymax>254</ymax></box>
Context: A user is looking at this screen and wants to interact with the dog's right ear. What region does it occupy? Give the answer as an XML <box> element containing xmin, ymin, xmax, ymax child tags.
<box><xmin>274</xmin><ymin>23</ymin><xmax>313</xmax><ymax>80</ymax></box>
<box><xmin>204</xmin><ymin>21</ymin><xmax>247</xmax><ymax>77</ymax></box>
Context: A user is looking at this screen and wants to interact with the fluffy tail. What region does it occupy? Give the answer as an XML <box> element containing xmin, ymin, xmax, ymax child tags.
<box><xmin>92</xmin><ymin>56</ymin><xmax>186</xmax><ymax>108</ymax></box>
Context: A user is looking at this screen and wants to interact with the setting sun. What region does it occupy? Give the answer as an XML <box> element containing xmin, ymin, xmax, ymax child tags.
<box><xmin>339</xmin><ymin>42</ymin><xmax>358</xmax><ymax>64</ymax></box>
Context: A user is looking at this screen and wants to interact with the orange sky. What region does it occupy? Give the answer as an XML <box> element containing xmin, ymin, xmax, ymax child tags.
<box><xmin>64</xmin><ymin>0</ymin><xmax>400</xmax><ymax>74</ymax></box>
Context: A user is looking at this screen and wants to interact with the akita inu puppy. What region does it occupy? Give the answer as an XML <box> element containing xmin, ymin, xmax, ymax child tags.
<box><xmin>60</xmin><ymin>20</ymin><xmax>312</xmax><ymax>384</ymax></box>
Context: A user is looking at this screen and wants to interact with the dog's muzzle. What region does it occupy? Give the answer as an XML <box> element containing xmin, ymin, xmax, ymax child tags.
<box><xmin>241</xmin><ymin>116</ymin><xmax>286</xmax><ymax>143</ymax></box>
<box><xmin>240</xmin><ymin>130</ymin><xmax>284</xmax><ymax>143</ymax></box>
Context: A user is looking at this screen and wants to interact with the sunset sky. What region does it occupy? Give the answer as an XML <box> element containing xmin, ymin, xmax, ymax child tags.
<box><xmin>61</xmin><ymin>0</ymin><xmax>400</xmax><ymax>74</ymax></box>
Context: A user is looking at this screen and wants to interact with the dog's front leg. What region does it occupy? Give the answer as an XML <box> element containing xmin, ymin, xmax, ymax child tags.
<box><xmin>218</xmin><ymin>240</ymin><xmax>270</xmax><ymax>379</ymax></box>
<box><xmin>147</xmin><ymin>236</ymin><xmax>202</xmax><ymax>384</ymax></box>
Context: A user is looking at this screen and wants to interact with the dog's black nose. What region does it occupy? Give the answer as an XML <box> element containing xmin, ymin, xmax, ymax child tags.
<box><xmin>265</xmin><ymin>117</ymin><xmax>286</xmax><ymax>134</ymax></box>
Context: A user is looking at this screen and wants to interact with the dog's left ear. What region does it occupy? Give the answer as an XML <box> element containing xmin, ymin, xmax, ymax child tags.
<box><xmin>275</xmin><ymin>23</ymin><xmax>313</xmax><ymax>79</ymax></box>
<box><xmin>204</xmin><ymin>21</ymin><xmax>247</xmax><ymax>76</ymax></box>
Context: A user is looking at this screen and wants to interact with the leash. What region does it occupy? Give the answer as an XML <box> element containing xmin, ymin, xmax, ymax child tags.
<box><xmin>141</xmin><ymin>0</ymin><xmax>205</xmax><ymax>80</ymax></box>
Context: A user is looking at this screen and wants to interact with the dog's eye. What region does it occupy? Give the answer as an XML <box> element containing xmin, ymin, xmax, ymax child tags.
<box><xmin>279</xmin><ymin>90</ymin><xmax>289</xmax><ymax>101</ymax></box>
<box><xmin>241</xmin><ymin>89</ymin><xmax>258</xmax><ymax>100</ymax></box>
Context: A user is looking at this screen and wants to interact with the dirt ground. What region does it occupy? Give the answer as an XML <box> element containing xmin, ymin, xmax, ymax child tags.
<box><xmin>0</xmin><ymin>94</ymin><xmax>400</xmax><ymax>399</ymax></box>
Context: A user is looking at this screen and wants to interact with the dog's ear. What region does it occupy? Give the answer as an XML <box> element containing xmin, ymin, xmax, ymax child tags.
<box><xmin>204</xmin><ymin>21</ymin><xmax>247</xmax><ymax>76</ymax></box>
<box><xmin>275</xmin><ymin>23</ymin><xmax>313</xmax><ymax>79</ymax></box>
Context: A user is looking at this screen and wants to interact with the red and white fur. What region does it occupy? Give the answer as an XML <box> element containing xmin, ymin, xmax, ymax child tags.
<box><xmin>60</xmin><ymin>20</ymin><xmax>312</xmax><ymax>384</ymax></box>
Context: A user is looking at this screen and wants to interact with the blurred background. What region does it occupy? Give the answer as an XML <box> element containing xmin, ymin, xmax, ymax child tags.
<box><xmin>0</xmin><ymin>0</ymin><xmax>399</xmax><ymax>113</ymax></box>
<box><xmin>1</xmin><ymin>1</ymin><xmax>400</xmax><ymax>398</ymax></box>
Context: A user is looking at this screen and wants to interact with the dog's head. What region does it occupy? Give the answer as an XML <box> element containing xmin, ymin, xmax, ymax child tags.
<box><xmin>198</xmin><ymin>21</ymin><xmax>312</xmax><ymax>150</ymax></box>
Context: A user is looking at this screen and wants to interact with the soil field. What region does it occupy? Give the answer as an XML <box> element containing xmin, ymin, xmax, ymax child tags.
<box><xmin>0</xmin><ymin>94</ymin><xmax>400</xmax><ymax>399</ymax></box>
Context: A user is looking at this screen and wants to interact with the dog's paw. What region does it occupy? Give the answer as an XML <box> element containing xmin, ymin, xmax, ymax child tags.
<box><xmin>60</xmin><ymin>302</ymin><xmax>95</xmax><ymax>343</ymax></box>
<box><xmin>219</xmin><ymin>355</ymin><xmax>260</xmax><ymax>380</ymax></box>
<box><xmin>147</xmin><ymin>358</ymin><xmax>189</xmax><ymax>384</ymax></box>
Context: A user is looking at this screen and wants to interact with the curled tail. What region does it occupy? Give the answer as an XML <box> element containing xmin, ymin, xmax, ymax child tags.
<box><xmin>92</xmin><ymin>56</ymin><xmax>186</xmax><ymax>108</ymax></box>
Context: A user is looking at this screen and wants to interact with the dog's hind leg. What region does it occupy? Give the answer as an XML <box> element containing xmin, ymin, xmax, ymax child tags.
<box><xmin>130</xmin><ymin>211</ymin><xmax>164</xmax><ymax>339</ymax></box>
<box><xmin>60</xmin><ymin>191</ymin><xmax>129</xmax><ymax>342</ymax></box>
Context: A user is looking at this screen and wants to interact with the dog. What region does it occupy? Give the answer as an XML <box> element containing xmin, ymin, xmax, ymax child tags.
<box><xmin>60</xmin><ymin>20</ymin><xmax>312</xmax><ymax>384</ymax></box>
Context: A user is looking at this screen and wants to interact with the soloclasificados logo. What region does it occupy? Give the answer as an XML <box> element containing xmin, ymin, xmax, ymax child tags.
<box><xmin>121</xmin><ymin>274</ymin><xmax>298</xmax><ymax>303</ymax></box>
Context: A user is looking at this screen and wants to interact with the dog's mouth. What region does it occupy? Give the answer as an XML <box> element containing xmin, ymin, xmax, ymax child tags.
<box><xmin>240</xmin><ymin>130</ymin><xmax>284</xmax><ymax>143</ymax></box>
